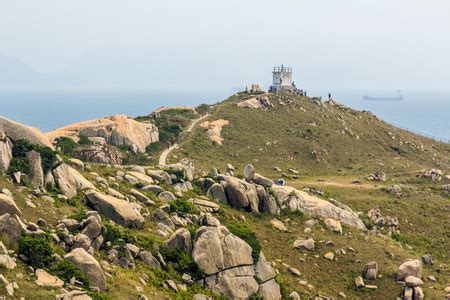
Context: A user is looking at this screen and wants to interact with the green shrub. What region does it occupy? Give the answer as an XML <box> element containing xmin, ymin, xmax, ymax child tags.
<box><xmin>103</xmin><ymin>223</ymin><xmax>135</xmax><ymax>246</ymax></box>
<box><xmin>187</xmin><ymin>224</ymin><xmax>200</xmax><ymax>239</ymax></box>
<box><xmin>11</xmin><ymin>139</ymin><xmax>34</xmax><ymax>157</ymax></box>
<box><xmin>49</xmin><ymin>260</ymin><xmax>89</xmax><ymax>287</ymax></box>
<box><xmin>78</xmin><ymin>135</ymin><xmax>92</xmax><ymax>145</ymax></box>
<box><xmin>38</xmin><ymin>148</ymin><xmax>56</xmax><ymax>172</ymax></box>
<box><xmin>19</xmin><ymin>235</ymin><xmax>54</xmax><ymax>268</ymax></box>
<box><xmin>135</xmin><ymin>182</ymin><xmax>145</xmax><ymax>189</ymax></box>
<box><xmin>164</xmin><ymin>168</ymin><xmax>185</xmax><ymax>180</ymax></box>
<box><xmin>56</xmin><ymin>137</ymin><xmax>78</xmax><ymax>155</ymax></box>
<box><xmin>102</xmin><ymin>223</ymin><xmax>156</xmax><ymax>254</ymax></box>
<box><xmin>137</xmin><ymin>108</ymin><xmax>197</xmax><ymax>149</ymax></box>
<box><xmin>7</xmin><ymin>157</ymin><xmax>29</xmax><ymax>174</ymax></box>
<box><xmin>66</xmin><ymin>192</ymin><xmax>86</xmax><ymax>204</ymax></box>
<box><xmin>68</xmin><ymin>208</ymin><xmax>88</xmax><ymax>222</ymax></box>
<box><xmin>160</xmin><ymin>246</ymin><xmax>203</xmax><ymax>280</ymax></box>
<box><xmin>102</xmin><ymin>224</ymin><xmax>136</xmax><ymax>258</ymax></box>
<box><xmin>227</xmin><ymin>222</ymin><xmax>261</xmax><ymax>262</ymax></box>
<box><xmin>391</xmin><ymin>231</ymin><xmax>407</xmax><ymax>243</ymax></box>
<box><xmin>9</xmin><ymin>139</ymin><xmax>56</xmax><ymax>173</ymax></box>
<box><xmin>145</xmin><ymin>141</ymin><xmax>164</xmax><ymax>154</ymax></box>
<box><xmin>137</xmin><ymin>236</ymin><xmax>157</xmax><ymax>253</ymax></box>
<box><xmin>195</xmin><ymin>104</ymin><xmax>212</xmax><ymax>115</ymax></box>
<box><xmin>122</xmin><ymin>152</ymin><xmax>153</xmax><ymax>166</ymax></box>
<box><xmin>280</xmin><ymin>208</ymin><xmax>306</xmax><ymax>219</ymax></box>
<box><xmin>161</xmin><ymin>124</ymin><xmax>182</xmax><ymax>137</ymax></box>
<box><xmin>275</xmin><ymin>274</ymin><xmax>291</xmax><ymax>298</ymax></box>
<box><xmin>169</xmin><ymin>198</ymin><xmax>199</xmax><ymax>214</ymax></box>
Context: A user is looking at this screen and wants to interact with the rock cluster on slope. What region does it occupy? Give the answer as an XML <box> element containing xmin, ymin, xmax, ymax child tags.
<box><xmin>200</xmin><ymin>164</ymin><xmax>366</xmax><ymax>230</ymax></box>
<box><xmin>45</xmin><ymin>114</ymin><xmax>158</xmax><ymax>153</ymax></box>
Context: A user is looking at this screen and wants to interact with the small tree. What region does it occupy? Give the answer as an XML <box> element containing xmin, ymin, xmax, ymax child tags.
<box><xmin>19</xmin><ymin>235</ymin><xmax>54</xmax><ymax>268</ymax></box>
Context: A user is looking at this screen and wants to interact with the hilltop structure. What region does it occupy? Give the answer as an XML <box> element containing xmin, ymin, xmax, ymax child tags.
<box><xmin>269</xmin><ymin>65</ymin><xmax>302</xmax><ymax>94</ymax></box>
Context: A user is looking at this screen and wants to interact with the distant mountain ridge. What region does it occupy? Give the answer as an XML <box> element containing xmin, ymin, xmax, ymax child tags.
<box><xmin>0</xmin><ymin>49</ymin><xmax>266</xmax><ymax>90</ymax></box>
<box><xmin>0</xmin><ymin>54</ymin><xmax>51</xmax><ymax>87</ymax></box>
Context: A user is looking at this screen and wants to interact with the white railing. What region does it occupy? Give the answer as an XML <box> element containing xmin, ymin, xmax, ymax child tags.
<box><xmin>386</xmin><ymin>122</ymin><xmax>449</xmax><ymax>144</ymax></box>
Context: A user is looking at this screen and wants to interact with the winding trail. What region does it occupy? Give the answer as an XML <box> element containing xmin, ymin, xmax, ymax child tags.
<box><xmin>158</xmin><ymin>114</ymin><xmax>209</xmax><ymax>166</ymax></box>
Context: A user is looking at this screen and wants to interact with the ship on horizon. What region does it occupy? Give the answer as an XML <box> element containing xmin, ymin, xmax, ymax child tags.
<box><xmin>363</xmin><ymin>90</ymin><xmax>404</xmax><ymax>101</ymax></box>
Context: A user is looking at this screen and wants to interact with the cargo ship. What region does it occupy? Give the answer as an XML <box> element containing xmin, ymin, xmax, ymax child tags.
<box><xmin>363</xmin><ymin>90</ymin><xmax>403</xmax><ymax>101</ymax></box>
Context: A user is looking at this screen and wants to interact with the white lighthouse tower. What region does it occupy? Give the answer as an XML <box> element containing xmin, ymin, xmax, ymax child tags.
<box><xmin>270</xmin><ymin>65</ymin><xmax>298</xmax><ymax>93</ymax></box>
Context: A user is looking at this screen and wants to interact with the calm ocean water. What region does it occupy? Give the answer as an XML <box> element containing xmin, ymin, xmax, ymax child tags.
<box><xmin>0</xmin><ymin>89</ymin><xmax>449</xmax><ymax>140</ymax></box>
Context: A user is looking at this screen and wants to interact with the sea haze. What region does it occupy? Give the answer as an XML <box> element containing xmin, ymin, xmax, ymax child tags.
<box><xmin>0</xmin><ymin>89</ymin><xmax>449</xmax><ymax>140</ymax></box>
<box><xmin>0</xmin><ymin>89</ymin><xmax>225</xmax><ymax>132</ymax></box>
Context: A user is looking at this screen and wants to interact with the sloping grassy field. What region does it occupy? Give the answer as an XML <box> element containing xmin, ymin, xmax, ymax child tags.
<box><xmin>171</xmin><ymin>93</ymin><xmax>449</xmax><ymax>177</ymax></box>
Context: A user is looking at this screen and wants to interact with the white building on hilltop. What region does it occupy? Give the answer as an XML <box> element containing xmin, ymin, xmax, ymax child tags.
<box><xmin>269</xmin><ymin>65</ymin><xmax>301</xmax><ymax>94</ymax></box>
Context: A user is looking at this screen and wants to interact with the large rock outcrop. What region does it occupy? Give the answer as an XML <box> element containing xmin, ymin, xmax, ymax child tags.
<box><xmin>0</xmin><ymin>213</ymin><xmax>20</xmax><ymax>244</ymax></box>
<box><xmin>396</xmin><ymin>259</ymin><xmax>423</xmax><ymax>281</ymax></box>
<box><xmin>26</xmin><ymin>150</ymin><xmax>44</xmax><ymax>187</ymax></box>
<box><xmin>255</xmin><ymin>252</ymin><xmax>281</xmax><ymax>299</ymax></box>
<box><xmin>53</xmin><ymin>164</ymin><xmax>96</xmax><ymax>198</ymax></box>
<box><xmin>165</xmin><ymin>228</ymin><xmax>193</xmax><ymax>255</ymax></box>
<box><xmin>193</xmin><ymin>225</ymin><xmax>259</xmax><ymax>299</ymax></box>
<box><xmin>125</xmin><ymin>171</ymin><xmax>154</xmax><ymax>185</ymax></box>
<box><xmin>0</xmin><ymin>194</ymin><xmax>22</xmax><ymax>216</ymax></box>
<box><xmin>193</xmin><ymin>225</ymin><xmax>254</xmax><ymax>275</ymax></box>
<box><xmin>165</xmin><ymin>158</ymin><xmax>195</xmax><ymax>181</ymax></box>
<box><xmin>85</xmin><ymin>191</ymin><xmax>145</xmax><ymax>229</ymax></box>
<box><xmin>206</xmin><ymin>183</ymin><xmax>227</xmax><ymax>203</ymax></box>
<box><xmin>64</xmin><ymin>248</ymin><xmax>106</xmax><ymax>291</ymax></box>
<box><xmin>204</xmin><ymin>266</ymin><xmax>259</xmax><ymax>299</ymax></box>
<box><xmin>35</xmin><ymin>269</ymin><xmax>64</xmax><ymax>287</ymax></box>
<box><xmin>271</xmin><ymin>185</ymin><xmax>366</xmax><ymax>230</ymax></box>
<box><xmin>237</xmin><ymin>96</ymin><xmax>273</xmax><ymax>109</ymax></box>
<box><xmin>220</xmin><ymin>175</ymin><xmax>260</xmax><ymax>212</ymax></box>
<box><xmin>0</xmin><ymin>133</ymin><xmax>12</xmax><ymax>172</ymax></box>
<box><xmin>0</xmin><ymin>117</ymin><xmax>54</xmax><ymax>149</ymax></box>
<box><xmin>46</xmin><ymin>115</ymin><xmax>158</xmax><ymax>153</ymax></box>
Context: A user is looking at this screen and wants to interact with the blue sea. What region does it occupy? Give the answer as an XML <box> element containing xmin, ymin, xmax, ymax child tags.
<box><xmin>0</xmin><ymin>88</ymin><xmax>449</xmax><ymax>141</ymax></box>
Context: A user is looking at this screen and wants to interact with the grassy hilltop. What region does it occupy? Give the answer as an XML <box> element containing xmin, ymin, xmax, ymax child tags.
<box><xmin>171</xmin><ymin>92</ymin><xmax>449</xmax><ymax>177</ymax></box>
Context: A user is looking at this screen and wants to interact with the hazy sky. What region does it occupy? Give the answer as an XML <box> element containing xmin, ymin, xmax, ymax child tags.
<box><xmin>1</xmin><ymin>0</ymin><xmax>450</xmax><ymax>90</ymax></box>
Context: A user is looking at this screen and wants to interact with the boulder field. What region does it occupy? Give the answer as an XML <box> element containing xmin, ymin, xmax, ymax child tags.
<box><xmin>202</xmin><ymin>166</ymin><xmax>366</xmax><ymax>230</ymax></box>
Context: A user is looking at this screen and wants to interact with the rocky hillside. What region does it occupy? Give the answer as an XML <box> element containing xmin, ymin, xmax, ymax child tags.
<box><xmin>0</xmin><ymin>100</ymin><xmax>448</xmax><ymax>300</ymax></box>
<box><xmin>171</xmin><ymin>93</ymin><xmax>449</xmax><ymax>177</ymax></box>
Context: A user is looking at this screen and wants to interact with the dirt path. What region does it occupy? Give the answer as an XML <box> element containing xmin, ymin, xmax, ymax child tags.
<box><xmin>289</xmin><ymin>177</ymin><xmax>387</xmax><ymax>190</ymax></box>
<box><xmin>186</xmin><ymin>114</ymin><xmax>209</xmax><ymax>132</ymax></box>
<box><xmin>159</xmin><ymin>144</ymin><xmax>179</xmax><ymax>166</ymax></box>
<box><xmin>158</xmin><ymin>114</ymin><xmax>209</xmax><ymax>166</ymax></box>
